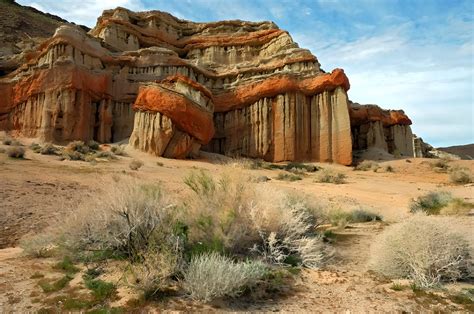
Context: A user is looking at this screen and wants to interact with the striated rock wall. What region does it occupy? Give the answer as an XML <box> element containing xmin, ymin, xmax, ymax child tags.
<box><xmin>0</xmin><ymin>7</ymin><xmax>415</xmax><ymax>163</ymax></box>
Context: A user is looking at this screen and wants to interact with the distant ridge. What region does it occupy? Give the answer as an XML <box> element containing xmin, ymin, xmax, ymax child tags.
<box><xmin>437</xmin><ymin>144</ymin><xmax>474</xmax><ymax>160</ymax></box>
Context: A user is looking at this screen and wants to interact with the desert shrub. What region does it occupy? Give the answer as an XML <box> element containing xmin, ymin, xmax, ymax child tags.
<box><xmin>315</xmin><ymin>169</ymin><xmax>347</xmax><ymax>184</ymax></box>
<box><xmin>369</xmin><ymin>215</ymin><xmax>473</xmax><ymax>288</ymax></box>
<box><xmin>276</xmin><ymin>172</ymin><xmax>302</xmax><ymax>181</ymax></box>
<box><xmin>410</xmin><ymin>191</ymin><xmax>453</xmax><ymax>215</ymax></box>
<box><xmin>285</xmin><ymin>162</ymin><xmax>318</xmax><ymax>173</ymax></box>
<box><xmin>131</xmin><ymin>247</ymin><xmax>181</xmax><ymax>299</ymax></box>
<box><xmin>111</xmin><ymin>145</ymin><xmax>126</xmax><ymax>156</ymax></box>
<box><xmin>129</xmin><ymin>159</ymin><xmax>144</xmax><ymax>171</ymax></box>
<box><xmin>440</xmin><ymin>198</ymin><xmax>474</xmax><ymax>216</ymax></box>
<box><xmin>156</xmin><ymin>161</ymin><xmax>164</xmax><ymax>167</ymax></box>
<box><xmin>40</xmin><ymin>143</ymin><xmax>58</xmax><ymax>155</ymax></box>
<box><xmin>59</xmin><ymin>181</ymin><xmax>178</xmax><ymax>260</ymax></box>
<box><xmin>385</xmin><ymin>165</ymin><xmax>395</xmax><ymax>172</ymax></box>
<box><xmin>66</xmin><ymin>141</ymin><xmax>90</xmax><ymax>154</ymax></box>
<box><xmin>0</xmin><ymin>147</ymin><xmax>5</xmax><ymax>153</ymax></box>
<box><xmin>2</xmin><ymin>138</ymin><xmax>12</xmax><ymax>145</ymax></box>
<box><xmin>182</xmin><ymin>171</ymin><xmax>328</xmax><ymax>268</ymax></box>
<box><xmin>354</xmin><ymin>160</ymin><xmax>380</xmax><ymax>171</ymax></box>
<box><xmin>94</xmin><ymin>151</ymin><xmax>116</xmax><ymax>160</ymax></box>
<box><xmin>20</xmin><ymin>233</ymin><xmax>56</xmax><ymax>258</ymax></box>
<box><xmin>328</xmin><ymin>209</ymin><xmax>381</xmax><ymax>227</ymax></box>
<box><xmin>350</xmin><ymin>209</ymin><xmax>382</xmax><ymax>222</ymax></box>
<box><xmin>7</xmin><ymin>146</ymin><xmax>25</xmax><ymax>158</ymax></box>
<box><xmin>83</xmin><ymin>274</ymin><xmax>116</xmax><ymax>301</ymax></box>
<box><xmin>39</xmin><ymin>275</ymin><xmax>73</xmax><ymax>293</ymax></box>
<box><xmin>183</xmin><ymin>252</ymin><xmax>267</xmax><ymax>301</ymax></box>
<box><xmin>449</xmin><ymin>166</ymin><xmax>473</xmax><ymax>184</ymax></box>
<box><xmin>431</xmin><ymin>158</ymin><xmax>450</xmax><ymax>171</ymax></box>
<box><xmin>62</xmin><ymin>150</ymin><xmax>86</xmax><ymax>161</ymax></box>
<box><xmin>87</xmin><ymin>140</ymin><xmax>100</xmax><ymax>150</ymax></box>
<box><xmin>30</xmin><ymin>143</ymin><xmax>41</xmax><ymax>153</ymax></box>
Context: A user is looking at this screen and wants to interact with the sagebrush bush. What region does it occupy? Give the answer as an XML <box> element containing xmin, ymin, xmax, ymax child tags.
<box><xmin>7</xmin><ymin>146</ymin><xmax>25</xmax><ymax>158</ymax></box>
<box><xmin>328</xmin><ymin>208</ymin><xmax>382</xmax><ymax>228</ymax></box>
<box><xmin>129</xmin><ymin>159</ymin><xmax>144</xmax><ymax>170</ymax></box>
<box><xmin>449</xmin><ymin>166</ymin><xmax>473</xmax><ymax>184</ymax></box>
<box><xmin>59</xmin><ymin>181</ymin><xmax>178</xmax><ymax>260</ymax></box>
<box><xmin>61</xmin><ymin>150</ymin><xmax>86</xmax><ymax>161</ymax></box>
<box><xmin>285</xmin><ymin>162</ymin><xmax>318</xmax><ymax>173</ymax></box>
<box><xmin>431</xmin><ymin>158</ymin><xmax>450</xmax><ymax>171</ymax></box>
<box><xmin>354</xmin><ymin>160</ymin><xmax>380</xmax><ymax>171</ymax></box>
<box><xmin>410</xmin><ymin>191</ymin><xmax>453</xmax><ymax>215</ymax></box>
<box><xmin>20</xmin><ymin>233</ymin><xmax>56</xmax><ymax>258</ymax></box>
<box><xmin>87</xmin><ymin>140</ymin><xmax>100</xmax><ymax>150</ymax></box>
<box><xmin>94</xmin><ymin>151</ymin><xmax>117</xmax><ymax>160</ymax></box>
<box><xmin>385</xmin><ymin>165</ymin><xmax>395</xmax><ymax>172</ymax></box>
<box><xmin>350</xmin><ymin>209</ymin><xmax>382</xmax><ymax>222</ymax></box>
<box><xmin>316</xmin><ymin>169</ymin><xmax>347</xmax><ymax>184</ymax></box>
<box><xmin>2</xmin><ymin>138</ymin><xmax>12</xmax><ymax>145</ymax></box>
<box><xmin>183</xmin><ymin>252</ymin><xmax>267</xmax><ymax>301</ymax></box>
<box><xmin>182</xmin><ymin>170</ymin><xmax>328</xmax><ymax>268</ymax></box>
<box><xmin>369</xmin><ymin>214</ymin><xmax>473</xmax><ymax>288</ymax></box>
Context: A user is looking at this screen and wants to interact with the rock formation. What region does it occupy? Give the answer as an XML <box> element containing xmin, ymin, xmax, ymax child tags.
<box><xmin>349</xmin><ymin>102</ymin><xmax>414</xmax><ymax>157</ymax></box>
<box><xmin>0</xmin><ymin>6</ymin><xmax>416</xmax><ymax>164</ymax></box>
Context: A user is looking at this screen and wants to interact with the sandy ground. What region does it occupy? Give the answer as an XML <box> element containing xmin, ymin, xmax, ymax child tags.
<box><xmin>0</xmin><ymin>140</ymin><xmax>473</xmax><ymax>312</ymax></box>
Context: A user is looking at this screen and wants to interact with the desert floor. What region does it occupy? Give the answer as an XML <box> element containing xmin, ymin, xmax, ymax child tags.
<box><xmin>0</xmin><ymin>139</ymin><xmax>473</xmax><ymax>312</ymax></box>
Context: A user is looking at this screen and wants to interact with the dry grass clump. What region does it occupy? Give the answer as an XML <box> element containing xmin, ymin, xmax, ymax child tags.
<box><xmin>275</xmin><ymin>172</ymin><xmax>303</xmax><ymax>181</ymax></box>
<box><xmin>111</xmin><ymin>145</ymin><xmax>127</xmax><ymax>156</ymax></box>
<box><xmin>370</xmin><ymin>215</ymin><xmax>473</xmax><ymax>288</ymax></box>
<box><xmin>183</xmin><ymin>252</ymin><xmax>267</xmax><ymax>301</ymax></box>
<box><xmin>129</xmin><ymin>159</ymin><xmax>144</xmax><ymax>171</ymax></box>
<box><xmin>384</xmin><ymin>165</ymin><xmax>395</xmax><ymax>172</ymax></box>
<box><xmin>7</xmin><ymin>145</ymin><xmax>25</xmax><ymax>158</ymax></box>
<box><xmin>66</xmin><ymin>140</ymin><xmax>90</xmax><ymax>154</ymax></box>
<box><xmin>40</xmin><ymin>143</ymin><xmax>59</xmax><ymax>155</ymax></box>
<box><xmin>328</xmin><ymin>208</ymin><xmax>382</xmax><ymax>228</ymax></box>
<box><xmin>354</xmin><ymin>160</ymin><xmax>380</xmax><ymax>171</ymax></box>
<box><xmin>20</xmin><ymin>233</ymin><xmax>56</xmax><ymax>258</ymax></box>
<box><xmin>431</xmin><ymin>158</ymin><xmax>451</xmax><ymax>172</ymax></box>
<box><xmin>315</xmin><ymin>169</ymin><xmax>347</xmax><ymax>184</ymax></box>
<box><xmin>449</xmin><ymin>166</ymin><xmax>473</xmax><ymax>184</ymax></box>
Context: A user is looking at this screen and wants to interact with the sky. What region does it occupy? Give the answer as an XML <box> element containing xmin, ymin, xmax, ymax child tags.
<box><xmin>17</xmin><ymin>0</ymin><xmax>474</xmax><ymax>147</ymax></box>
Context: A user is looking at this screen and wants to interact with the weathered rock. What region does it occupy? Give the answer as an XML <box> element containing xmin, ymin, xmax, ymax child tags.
<box><xmin>0</xmin><ymin>7</ymin><xmax>416</xmax><ymax>163</ymax></box>
<box><xmin>350</xmin><ymin>102</ymin><xmax>414</xmax><ymax>157</ymax></box>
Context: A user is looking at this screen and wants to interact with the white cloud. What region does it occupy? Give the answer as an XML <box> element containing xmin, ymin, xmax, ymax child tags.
<box><xmin>17</xmin><ymin>0</ymin><xmax>145</xmax><ymax>27</ymax></box>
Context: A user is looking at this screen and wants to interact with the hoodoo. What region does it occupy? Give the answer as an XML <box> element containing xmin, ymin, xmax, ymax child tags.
<box><xmin>0</xmin><ymin>7</ymin><xmax>415</xmax><ymax>164</ymax></box>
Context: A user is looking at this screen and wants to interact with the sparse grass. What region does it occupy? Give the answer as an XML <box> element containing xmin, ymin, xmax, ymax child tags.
<box><xmin>83</xmin><ymin>275</ymin><xmax>116</xmax><ymax>301</ymax></box>
<box><xmin>183</xmin><ymin>252</ymin><xmax>267</xmax><ymax>301</ymax></box>
<box><xmin>328</xmin><ymin>209</ymin><xmax>382</xmax><ymax>228</ymax></box>
<box><xmin>431</xmin><ymin>158</ymin><xmax>451</xmax><ymax>172</ymax></box>
<box><xmin>54</xmin><ymin>256</ymin><xmax>80</xmax><ymax>274</ymax></box>
<box><xmin>7</xmin><ymin>146</ymin><xmax>25</xmax><ymax>158</ymax></box>
<box><xmin>38</xmin><ymin>275</ymin><xmax>73</xmax><ymax>293</ymax></box>
<box><xmin>315</xmin><ymin>169</ymin><xmax>347</xmax><ymax>184</ymax></box>
<box><xmin>275</xmin><ymin>172</ymin><xmax>302</xmax><ymax>181</ymax></box>
<box><xmin>370</xmin><ymin>214</ymin><xmax>473</xmax><ymax>288</ymax></box>
<box><xmin>410</xmin><ymin>191</ymin><xmax>453</xmax><ymax>215</ymax></box>
<box><xmin>390</xmin><ymin>282</ymin><xmax>405</xmax><ymax>291</ymax></box>
<box><xmin>129</xmin><ymin>159</ymin><xmax>144</xmax><ymax>171</ymax></box>
<box><xmin>20</xmin><ymin>233</ymin><xmax>56</xmax><ymax>258</ymax></box>
<box><xmin>354</xmin><ymin>160</ymin><xmax>380</xmax><ymax>171</ymax></box>
<box><xmin>449</xmin><ymin>166</ymin><xmax>473</xmax><ymax>184</ymax></box>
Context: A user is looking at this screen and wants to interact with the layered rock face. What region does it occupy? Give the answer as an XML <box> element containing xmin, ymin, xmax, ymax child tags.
<box><xmin>349</xmin><ymin>102</ymin><xmax>414</xmax><ymax>157</ymax></box>
<box><xmin>0</xmin><ymin>6</ymin><xmax>415</xmax><ymax>163</ymax></box>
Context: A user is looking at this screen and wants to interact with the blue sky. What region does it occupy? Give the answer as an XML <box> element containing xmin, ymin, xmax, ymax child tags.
<box><xmin>18</xmin><ymin>0</ymin><xmax>473</xmax><ymax>147</ymax></box>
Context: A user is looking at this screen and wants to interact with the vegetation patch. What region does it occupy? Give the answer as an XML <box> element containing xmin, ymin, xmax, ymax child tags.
<box><xmin>129</xmin><ymin>159</ymin><xmax>144</xmax><ymax>170</ymax></box>
<box><xmin>38</xmin><ymin>275</ymin><xmax>74</xmax><ymax>293</ymax></box>
<box><xmin>7</xmin><ymin>146</ymin><xmax>25</xmax><ymax>158</ymax></box>
<box><xmin>410</xmin><ymin>191</ymin><xmax>473</xmax><ymax>215</ymax></box>
<box><xmin>369</xmin><ymin>215</ymin><xmax>472</xmax><ymax>288</ymax></box>
<box><xmin>315</xmin><ymin>169</ymin><xmax>347</xmax><ymax>184</ymax></box>
<box><xmin>354</xmin><ymin>160</ymin><xmax>380</xmax><ymax>171</ymax></box>
<box><xmin>275</xmin><ymin>172</ymin><xmax>303</xmax><ymax>181</ymax></box>
<box><xmin>449</xmin><ymin>166</ymin><xmax>473</xmax><ymax>184</ymax></box>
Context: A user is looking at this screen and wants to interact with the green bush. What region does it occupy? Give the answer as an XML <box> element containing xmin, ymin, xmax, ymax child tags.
<box><xmin>410</xmin><ymin>191</ymin><xmax>453</xmax><ymax>215</ymax></box>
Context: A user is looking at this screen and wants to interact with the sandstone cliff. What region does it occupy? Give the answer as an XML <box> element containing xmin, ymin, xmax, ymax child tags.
<box><xmin>0</xmin><ymin>6</ymin><xmax>416</xmax><ymax>164</ymax></box>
